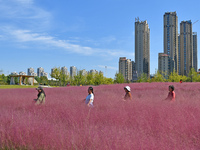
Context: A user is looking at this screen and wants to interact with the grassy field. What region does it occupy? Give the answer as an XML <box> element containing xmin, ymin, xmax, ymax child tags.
<box><xmin>0</xmin><ymin>85</ymin><xmax>39</xmax><ymax>89</ymax></box>
<box><xmin>0</xmin><ymin>82</ymin><xmax>200</xmax><ymax>149</ymax></box>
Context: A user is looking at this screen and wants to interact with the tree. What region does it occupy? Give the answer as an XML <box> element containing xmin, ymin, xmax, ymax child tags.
<box><xmin>151</xmin><ymin>71</ymin><xmax>165</xmax><ymax>82</ymax></box>
<box><xmin>137</xmin><ymin>73</ymin><xmax>148</xmax><ymax>83</ymax></box>
<box><xmin>114</xmin><ymin>72</ymin><xmax>124</xmax><ymax>83</ymax></box>
<box><xmin>188</xmin><ymin>68</ymin><xmax>198</xmax><ymax>82</ymax></box>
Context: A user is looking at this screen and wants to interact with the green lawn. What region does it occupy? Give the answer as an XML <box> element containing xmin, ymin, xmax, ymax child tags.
<box><xmin>0</xmin><ymin>85</ymin><xmax>38</xmax><ymax>89</ymax></box>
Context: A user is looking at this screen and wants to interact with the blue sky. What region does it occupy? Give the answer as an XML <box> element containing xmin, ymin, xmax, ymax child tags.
<box><xmin>0</xmin><ymin>0</ymin><xmax>200</xmax><ymax>78</ymax></box>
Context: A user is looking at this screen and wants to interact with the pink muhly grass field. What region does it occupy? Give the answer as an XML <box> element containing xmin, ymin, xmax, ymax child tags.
<box><xmin>0</xmin><ymin>82</ymin><xmax>200</xmax><ymax>149</ymax></box>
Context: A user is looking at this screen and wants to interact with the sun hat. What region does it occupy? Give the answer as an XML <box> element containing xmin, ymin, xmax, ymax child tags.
<box><xmin>124</xmin><ymin>86</ymin><xmax>131</xmax><ymax>92</ymax></box>
<box><xmin>36</xmin><ymin>86</ymin><xmax>43</xmax><ymax>90</ymax></box>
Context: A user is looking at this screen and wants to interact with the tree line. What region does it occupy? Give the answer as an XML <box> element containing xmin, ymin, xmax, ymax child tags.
<box><xmin>0</xmin><ymin>68</ymin><xmax>200</xmax><ymax>86</ymax></box>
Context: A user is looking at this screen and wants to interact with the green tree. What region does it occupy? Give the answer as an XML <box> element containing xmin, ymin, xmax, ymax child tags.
<box><xmin>188</xmin><ymin>68</ymin><xmax>198</xmax><ymax>82</ymax></box>
<box><xmin>114</xmin><ymin>72</ymin><xmax>124</xmax><ymax>83</ymax></box>
<box><xmin>73</xmin><ymin>70</ymin><xmax>86</xmax><ymax>86</ymax></box>
<box><xmin>137</xmin><ymin>73</ymin><xmax>148</xmax><ymax>82</ymax></box>
<box><xmin>168</xmin><ymin>69</ymin><xmax>180</xmax><ymax>82</ymax></box>
<box><xmin>151</xmin><ymin>71</ymin><xmax>165</xmax><ymax>82</ymax></box>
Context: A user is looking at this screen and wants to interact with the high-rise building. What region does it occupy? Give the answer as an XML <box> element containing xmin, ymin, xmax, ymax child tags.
<box><xmin>158</xmin><ymin>53</ymin><xmax>169</xmax><ymax>78</ymax></box>
<box><xmin>132</xmin><ymin>61</ymin><xmax>137</xmax><ymax>81</ymax></box>
<box><xmin>178</xmin><ymin>35</ymin><xmax>181</xmax><ymax>75</ymax></box>
<box><xmin>119</xmin><ymin>57</ymin><xmax>132</xmax><ymax>81</ymax></box>
<box><xmin>180</xmin><ymin>20</ymin><xmax>193</xmax><ymax>75</ymax></box>
<box><xmin>27</xmin><ymin>68</ymin><xmax>34</xmax><ymax>76</ymax></box>
<box><xmin>135</xmin><ymin>18</ymin><xmax>150</xmax><ymax>77</ymax></box>
<box><xmin>164</xmin><ymin>12</ymin><xmax>178</xmax><ymax>74</ymax></box>
<box><xmin>61</xmin><ymin>66</ymin><xmax>69</xmax><ymax>76</ymax></box>
<box><xmin>37</xmin><ymin>67</ymin><xmax>44</xmax><ymax>77</ymax></box>
<box><xmin>70</xmin><ymin>66</ymin><xmax>77</xmax><ymax>78</ymax></box>
<box><xmin>193</xmin><ymin>32</ymin><xmax>198</xmax><ymax>72</ymax></box>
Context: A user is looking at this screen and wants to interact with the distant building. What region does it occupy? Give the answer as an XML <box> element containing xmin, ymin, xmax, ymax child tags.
<box><xmin>178</xmin><ymin>35</ymin><xmax>181</xmax><ymax>75</ymax></box>
<box><xmin>19</xmin><ymin>71</ymin><xmax>26</xmax><ymax>75</ymax></box>
<box><xmin>193</xmin><ymin>32</ymin><xmax>198</xmax><ymax>72</ymax></box>
<box><xmin>37</xmin><ymin>67</ymin><xmax>48</xmax><ymax>78</ymax></box>
<box><xmin>61</xmin><ymin>66</ymin><xmax>69</xmax><ymax>76</ymax></box>
<box><xmin>11</xmin><ymin>72</ymin><xmax>19</xmax><ymax>75</ymax></box>
<box><xmin>82</xmin><ymin>69</ymin><xmax>88</xmax><ymax>76</ymax></box>
<box><xmin>41</xmin><ymin>72</ymin><xmax>48</xmax><ymax>78</ymax></box>
<box><xmin>158</xmin><ymin>53</ymin><xmax>169</xmax><ymax>78</ymax></box>
<box><xmin>164</xmin><ymin>11</ymin><xmax>178</xmax><ymax>74</ymax></box>
<box><xmin>70</xmin><ymin>66</ymin><xmax>77</xmax><ymax>78</ymax></box>
<box><xmin>132</xmin><ymin>61</ymin><xmax>137</xmax><ymax>81</ymax></box>
<box><xmin>180</xmin><ymin>20</ymin><xmax>193</xmax><ymax>75</ymax></box>
<box><xmin>27</xmin><ymin>68</ymin><xmax>34</xmax><ymax>76</ymax></box>
<box><xmin>135</xmin><ymin>18</ymin><xmax>150</xmax><ymax>77</ymax></box>
<box><xmin>99</xmin><ymin>71</ymin><xmax>103</xmax><ymax>75</ymax></box>
<box><xmin>90</xmin><ymin>69</ymin><xmax>98</xmax><ymax>74</ymax></box>
<box><xmin>119</xmin><ymin>57</ymin><xmax>132</xmax><ymax>81</ymax></box>
<box><xmin>37</xmin><ymin>67</ymin><xmax>44</xmax><ymax>77</ymax></box>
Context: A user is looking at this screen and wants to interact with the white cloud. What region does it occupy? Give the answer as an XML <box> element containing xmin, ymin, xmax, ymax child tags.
<box><xmin>3</xmin><ymin>28</ymin><xmax>130</xmax><ymax>57</ymax></box>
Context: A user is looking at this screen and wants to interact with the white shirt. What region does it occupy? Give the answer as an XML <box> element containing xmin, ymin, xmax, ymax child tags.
<box><xmin>85</xmin><ymin>93</ymin><xmax>94</xmax><ymax>105</ymax></box>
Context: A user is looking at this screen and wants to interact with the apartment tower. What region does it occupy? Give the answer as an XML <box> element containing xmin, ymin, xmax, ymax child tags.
<box><xmin>180</xmin><ymin>20</ymin><xmax>193</xmax><ymax>75</ymax></box>
<box><xmin>119</xmin><ymin>57</ymin><xmax>132</xmax><ymax>81</ymax></box>
<box><xmin>135</xmin><ymin>18</ymin><xmax>150</xmax><ymax>77</ymax></box>
<box><xmin>193</xmin><ymin>32</ymin><xmax>198</xmax><ymax>71</ymax></box>
<box><xmin>164</xmin><ymin>12</ymin><xmax>178</xmax><ymax>74</ymax></box>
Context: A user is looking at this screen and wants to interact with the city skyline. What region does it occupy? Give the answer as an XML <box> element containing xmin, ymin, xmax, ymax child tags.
<box><xmin>0</xmin><ymin>0</ymin><xmax>199</xmax><ymax>78</ymax></box>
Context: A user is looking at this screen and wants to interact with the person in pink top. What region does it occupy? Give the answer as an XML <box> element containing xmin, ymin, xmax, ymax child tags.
<box><xmin>165</xmin><ymin>85</ymin><xmax>175</xmax><ymax>102</ymax></box>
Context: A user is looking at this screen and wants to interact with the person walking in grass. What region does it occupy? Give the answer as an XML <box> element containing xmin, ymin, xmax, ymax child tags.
<box><xmin>123</xmin><ymin>86</ymin><xmax>132</xmax><ymax>100</ymax></box>
<box><xmin>84</xmin><ymin>87</ymin><xmax>94</xmax><ymax>107</ymax></box>
<box><xmin>165</xmin><ymin>85</ymin><xmax>175</xmax><ymax>102</ymax></box>
<box><xmin>34</xmin><ymin>86</ymin><xmax>46</xmax><ymax>105</ymax></box>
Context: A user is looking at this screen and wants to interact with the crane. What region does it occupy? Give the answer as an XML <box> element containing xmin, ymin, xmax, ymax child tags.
<box><xmin>193</xmin><ymin>20</ymin><xmax>199</xmax><ymax>25</ymax></box>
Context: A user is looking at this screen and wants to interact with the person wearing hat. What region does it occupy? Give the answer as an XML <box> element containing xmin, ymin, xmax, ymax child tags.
<box><xmin>35</xmin><ymin>86</ymin><xmax>46</xmax><ymax>104</ymax></box>
<box><xmin>124</xmin><ymin>86</ymin><xmax>132</xmax><ymax>100</ymax></box>
<box><xmin>165</xmin><ymin>85</ymin><xmax>175</xmax><ymax>102</ymax></box>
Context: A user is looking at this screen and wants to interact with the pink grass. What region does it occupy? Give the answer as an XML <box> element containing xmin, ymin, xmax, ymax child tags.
<box><xmin>0</xmin><ymin>83</ymin><xmax>200</xmax><ymax>149</ymax></box>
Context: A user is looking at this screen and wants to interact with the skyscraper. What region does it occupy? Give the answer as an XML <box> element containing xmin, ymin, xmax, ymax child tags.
<box><xmin>119</xmin><ymin>57</ymin><xmax>132</xmax><ymax>81</ymax></box>
<box><xmin>158</xmin><ymin>53</ymin><xmax>169</xmax><ymax>79</ymax></box>
<box><xmin>70</xmin><ymin>66</ymin><xmax>77</xmax><ymax>78</ymax></box>
<box><xmin>27</xmin><ymin>67</ymin><xmax>34</xmax><ymax>76</ymax></box>
<box><xmin>37</xmin><ymin>67</ymin><xmax>44</xmax><ymax>77</ymax></box>
<box><xmin>164</xmin><ymin>12</ymin><xmax>178</xmax><ymax>74</ymax></box>
<box><xmin>135</xmin><ymin>18</ymin><xmax>150</xmax><ymax>77</ymax></box>
<box><xmin>61</xmin><ymin>66</ymin><xmax>69</xmax><ymax>76</ymax></box>
<box><xmin>180</xmin><ymin>20</ymin><xmax>193</xmax><ymax>75</ymax></box>
<box><xmin>193</xmin><ymin>32</ymin><xmax>198</xmax><ymax>72</ymax></box>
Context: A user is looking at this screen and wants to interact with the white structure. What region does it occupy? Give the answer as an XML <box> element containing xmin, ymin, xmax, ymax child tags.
<box><xmin>119</xmin><ymin>57</ymin><xmax>132</xmax><ymax>81</ymax></box>
<box><xmin>158</xmin><ymin>53</ymin><xmax>169</xmax><ymax>78</ymax></box>
<box><xmin>135</xmin><ymin>18</ymin><xmax>150</xmax><ymax>77</ymax></box>
<box><xmin>164</xmin><ymin>12</ymin><xmax>178</xmax><ymax>74</ymax></box>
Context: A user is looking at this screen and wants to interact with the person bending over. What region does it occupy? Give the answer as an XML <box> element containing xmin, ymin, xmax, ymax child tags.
<box><xmin>124</xmin><ymin>86</ymin><xmax>132</xmax><ymax>100</ymax></box>
<box><xmin>35</xmin><ymin>86</ymin><xmax>46</xmax><ymax>105</ymax></box>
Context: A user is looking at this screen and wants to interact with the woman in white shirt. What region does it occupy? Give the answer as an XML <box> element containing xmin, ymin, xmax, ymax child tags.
<box><xmin>85</xmin><ymin>87</ymin><xmax>94</xmax><ymax>107</ymax></box>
